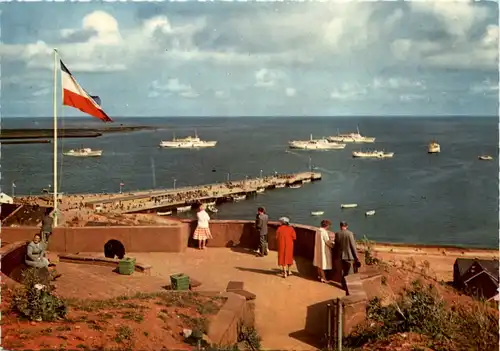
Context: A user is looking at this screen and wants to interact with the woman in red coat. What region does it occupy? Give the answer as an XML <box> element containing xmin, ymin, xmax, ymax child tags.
<box><xmin>276</xmin><ymin>217</ymin><xmax>297</xmax><ymax>278</ymax></box>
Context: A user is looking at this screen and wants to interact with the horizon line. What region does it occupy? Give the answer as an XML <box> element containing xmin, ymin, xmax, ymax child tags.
<box><xmin>2</xmin><ymin>115</ymin><xmax>498</xmax><ymax>119</ymax></box>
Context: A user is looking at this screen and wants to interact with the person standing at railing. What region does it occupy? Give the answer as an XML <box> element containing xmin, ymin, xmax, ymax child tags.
<box><xmin>254</xmin><ymin>207</ymin><xmax>269</xmax><ymax>256</ymax></box>
<box><xmin>193</xmin><ymin>204</ymin><xmax>212</xmax><ymax>250</ymax></box>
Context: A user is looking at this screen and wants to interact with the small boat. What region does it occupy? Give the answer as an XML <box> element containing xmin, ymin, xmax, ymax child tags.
<box><xmin>341</xmin><ymin>204</ymin><xmax>358</xmax><ymax>209</ymax></box>
<box><xmin>478</xmin><ymin>155</ymin><xmax>493</xmax><ymax>161</ymax></box>
<box><xmin>311</xmin><ymin>211</ymin><xmax>324</xmax><ymax>216</ymax></box>
<box><xmin>289</xmin><ymin>184</ymin><xmax>302</xmax><ymax>189</ymax></box>
<box><xmin>63</xmin><ymin>147</ymin><xmax>103</xmax><ymax>157</ymax></box>
<box><xmin>157</xmin><ymin>211</ymin><xmax>172</xmax><ymax>216</ymax></box>
<box><xmin>352</xmin><ymin>151</ymin><xmax>394</xmax><ymax>159</ymax></box>
<box><xmin>256</xmin><ymin>188</ymin><xmax>265</xmax><ymax>194</ymax></box>
<box><xmin>232</xmin><ymin>195</ymin><xmax>246</xmax><ymax>201</ymax></box>
<box><xmin>302</xmin><ymin>179</ymin><xmax>312</xmax><ymax>184</ymax></box>
<box><xmin>176</xmin><ymin>205</ymin><xmax>192</xmax><ymax>213</ymax></box>
<box><xmin>275</xmin><ymin>184</ymin><xmax>286</xmax><ymax>188</ymax></box>
<box><xmin>365</xmin><ymin>210</ymin><xmax>376</xmax><ymax>216</ymax></box>
<box><xmin>207</xmin><ymin>205</ymin><xmax>218</xmax><ymax>213</ymax></box>
<box><xmin>428</xmin><ymin>140</ymin><xmax>441</xmax><ymax>154</ymax></box>
<box><xmin>205</xmin><ymin>201</ymin><xmax>216</xmax><ymax>206</ymax></box>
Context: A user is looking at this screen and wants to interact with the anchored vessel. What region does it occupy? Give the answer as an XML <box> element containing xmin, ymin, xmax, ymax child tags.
<box><xmin>289</xmin><ymin>134</ymin><xmax>346</xmax><ymax>150</ymax></box>
<box><xmin>352</xmin><ymin>150</ymin><xmax>394</xmax><ymax>158</ymax></box>
<box><xmin>160</xmin><ymin>130</ymin><xmax>217</xmax><ymax>149</ymax></box>
<box><xmin>478</xmin><ymin>155</ymin><xmax>493</xmax><ymax>161</ymax></box>
<box><xmin>341</xmin><ymin>204</ymin><xmax>358</xmax><ymax>209</ymax></box>
<box><xmin>63</xmin><ymin>148</ymin><xmax>103</xmax><ymax>157</ymax></box>
<box><xmin>328</xmin><ymin>126</ymin><xmax>376</xmax><ymax>143</ymax></box>
<box><xmin>428</xmin><ymin>140</ymin><xmax>441</xmax><ymax>154</ymax></box>
<box><xmin>311</xmin><ymin>211</ymin><xmax>324</xmax><ymax>216</ymax></box>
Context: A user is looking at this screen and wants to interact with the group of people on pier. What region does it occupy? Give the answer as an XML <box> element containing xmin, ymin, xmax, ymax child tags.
<box><xmin>191</xmin><ymin>204</ymin><xmax>360</xmax><ymax>288</ymax></box>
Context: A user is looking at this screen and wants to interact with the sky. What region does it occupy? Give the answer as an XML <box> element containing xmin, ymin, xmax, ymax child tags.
<box><xmin>0</xmin><ymin>0</ymin><xmax>499</xmax><ymax>118</ymax></box>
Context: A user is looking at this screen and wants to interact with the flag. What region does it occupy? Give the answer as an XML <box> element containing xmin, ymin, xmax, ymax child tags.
<box><xmin>120</xmin><ymin>182</ymin><xmax>125</xmax><ymax>187</ymax></box>
<box><xmin>60</xmin><ymin>60</ymin><xmax>113</xmax><ymax>122</ymax></box>
<box><xmin>12</xmin><ymin>182</ymin><xmax>16</xmax><ymax>188</ymax></box>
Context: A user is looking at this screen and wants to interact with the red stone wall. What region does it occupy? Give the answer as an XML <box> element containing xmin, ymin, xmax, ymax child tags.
<box><xmin>1</xmin><ymin>225</ymin><xmax>189</xmax><ymax>253</ymax></box>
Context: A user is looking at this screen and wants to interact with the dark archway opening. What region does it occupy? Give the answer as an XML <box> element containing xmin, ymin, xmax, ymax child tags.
<box><xmin>104</xmin><ymin>239</ymin><xmax>126</xmax><ymax>259</ymax></box>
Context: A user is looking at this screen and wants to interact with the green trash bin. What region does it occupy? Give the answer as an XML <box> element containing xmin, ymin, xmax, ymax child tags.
<box><xmin>118</xmin><ymin>257</ymin><xmax>136</xmax><ymax>275</ymax></box>
<box><xmin>170</xmin><ymin>273</ymin><xmax>190</xmax><ymax>290</ymax></box>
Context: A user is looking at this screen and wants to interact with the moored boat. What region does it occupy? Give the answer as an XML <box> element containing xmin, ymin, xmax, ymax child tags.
<box><xmin>328</xmin><ymin>126</ymin><xmax>376</xmax><ymax>143</ymax></box>
<box><xmin>302</xmin><ymin>179</ymin><xmax>311</xmax><ymax>184</ymax></box>
<box><xmin>341</xmin><ymin>204</ymin><xmax>358</xmax><ymax>209</ymax></box>
<box><xmin>256</xmin><ymin>188</ymin><xmax>265</xmax><ymax>194</ymax></box>
<box><xmin>478</xmin><ymin>155</ymin><xmax>493</xmax><ymax>161</ymax></box>
<box><xmin>289</xmin><ymin>184</ymin><xmax>302</xmax><ymax>189</ymax></box>
<box><xmin>232</xmin><ymin>195</ymin><xmax>246</xmax><ymax>201</ymax></box>
<box><xmin>275</xmin><ymin>184</ymin><xmax>286</xmax><ymax>189</ymax></box>
<box><xmin>311</xmin><ymin>211</ymin><xmax>324</xmax><ymax>216</ymax></box>
<box><xmin>289</xmin><ymin>134</ymin><xmax>346</xmax><ymax>150</ymax></box>
<box><xmin>352</xmin><ymin>150</ymin><xmax>394</xmax><ymax>158</ymax></box>
<box><xmin>160</xmin><ymin>130</ymin><xmax>217</xmax><ymax>149</ymax></box>
<box><xmin>365</xmin><ymin>210</ymin><xmax>376</xmax><ymax>216</ymax></box>
<box><xmin>428</xmin><ymin>140</ymin><xmax>441</xmax><ymax>154</ymax></box>
<box><xmin>157</xmin><ymin>211</ymin><xmax>172</xmax><ymax>216</ymax></box>
<box><xmin>63</xmin><ymin>147</ymin><xmax>103</xmax><ymax>157</ymax></box>
<box><xmin>176</xmin><ymin>205</ymin><xmax>192</xmax><ymax>212</ymax></box>
<box><xmin>207</xmin><ymin>205</ymin><xmax>218</xmax><ymax>213</ymax></box>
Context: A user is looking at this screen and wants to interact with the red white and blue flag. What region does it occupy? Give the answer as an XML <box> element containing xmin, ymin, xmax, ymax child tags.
<box><xmin>60</xmin><ymin>60</ymin><xmax>113</xmax><ymax>122</ymax></box>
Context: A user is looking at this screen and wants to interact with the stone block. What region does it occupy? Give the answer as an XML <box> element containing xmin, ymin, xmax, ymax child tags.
<box><xmin>226</xmin><ymin>281</ymin><xmax>244</xmax><ymax>291</ymax></box>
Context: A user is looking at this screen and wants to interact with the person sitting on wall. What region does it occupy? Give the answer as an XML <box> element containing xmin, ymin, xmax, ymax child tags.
<box><xmin>25</xmin><ymin>234</ymin><xmax>61</xmax><ymax>279</ymax></box>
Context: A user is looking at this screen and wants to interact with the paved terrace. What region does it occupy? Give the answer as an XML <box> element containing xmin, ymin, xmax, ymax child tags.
<box><xmin>67</xmin><ymin>248</ymin><xmax>343</xmax><ymax>350</ymax></box>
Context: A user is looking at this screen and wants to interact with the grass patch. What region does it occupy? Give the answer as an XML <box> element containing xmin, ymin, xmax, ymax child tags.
<box><xmin>121</xmin><ymin>311</ymin><xmax>144</xmax><ymax>323</ymax></box>
<box><xmin>114</xmin><ymin>325</ymin><xmax>133</xmax><ymax>343</ymax></box>
<box><xmin>344</xmin><ymin>279</ymin><xmax>499</xmax><ymax>350</ymax></box>
<box><xmin>178</xmin><ymin>313</ymin><xmax>208</xmax><ymax>334</ymax></box>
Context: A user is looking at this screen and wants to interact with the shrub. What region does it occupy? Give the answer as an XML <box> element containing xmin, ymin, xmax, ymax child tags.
<box><xmin>11</xmin><ymin>268</ymin><xmax>67</xmax><ymax>322</ymax></box>
<box><xmin>360</xmin><ymin>236</ymin><xmax>379</xmax><ymax>265</ymax></box>
<box><xmin>344</xmin><ymin>279</ymin><xmax>499</xmax><ymax>350</ymax></box>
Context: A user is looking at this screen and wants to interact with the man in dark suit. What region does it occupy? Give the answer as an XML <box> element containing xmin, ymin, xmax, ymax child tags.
<box><xmin>332</xmin><ymin>221</ymin><xmax>360</xmax><ymax>293</ymax></box>
<box><xmin>255</xmin><ymin>207</ymin><xmax>269</xmax><ymax>256</ymax></box>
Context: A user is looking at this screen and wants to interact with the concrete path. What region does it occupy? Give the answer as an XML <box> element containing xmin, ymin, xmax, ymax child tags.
<box><xmin>128</xmin><ymin>248</ymin><xmax>345</xmax><ymax>350</ymax></box>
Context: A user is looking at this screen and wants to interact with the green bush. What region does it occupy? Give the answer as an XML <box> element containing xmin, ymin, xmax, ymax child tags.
<box><xmin>11</xmin><ymin>268</ymin><xmax>67</xmax><ymax>322</ymax></box>
<box><xmin>344</xmin><ymin>280</ymin><xmax>499</xmax><ymax>350</ymax></box>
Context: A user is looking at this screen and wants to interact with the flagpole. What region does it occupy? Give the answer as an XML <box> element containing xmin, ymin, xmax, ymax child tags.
<box><xmin>53</xmin><ymin>48</ymin><xmax>58</xmax><ymax>227</ymax></box>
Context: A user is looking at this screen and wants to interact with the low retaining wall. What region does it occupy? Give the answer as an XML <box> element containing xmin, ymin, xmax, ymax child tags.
<box><xmin>0</xmin><ymin>220</ymin><xmax>377</xmax><ymax>339</ymax></box>
<box><xmin>1</xmin><ymin>224</ymin><xmax>189</xmax><ymax>253</ymax></box>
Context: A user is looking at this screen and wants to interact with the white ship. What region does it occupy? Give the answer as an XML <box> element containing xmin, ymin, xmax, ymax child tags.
<box><xmin>159</xmin><ymin>130</ymin><xmax>217</xmax><ymax>149</ymax></box>
<box><xmin>63</xmin><ymin>148</ymin><xmax>103</xmax><ymax>157</ymax></box>
<box><xmin>352</xmin><ymin>150</ymin><xmax>394</xmax><ymax>159</ymax></box>
<box><xmin>328</xmin><ymin>126</ymin><xmax>376</xmax><ymax>143</ymax></box>
<box><xmin>428</xmin><ymin>141</ymin><xmax>441</xmax><ymax>154</ymax></box>
<box><xmin>289</xmin><ymin>134</ymin><xmax>346</xmax><ymax>150</ymax></box>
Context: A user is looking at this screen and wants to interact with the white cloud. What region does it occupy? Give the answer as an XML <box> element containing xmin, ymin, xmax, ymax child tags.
<box><xmin>149</xmin><ymin>78</ymin><xmax>198</xmax><ymax>98</ymax></box>
<box><xmin>372</xmin><ymin>77</ymin><xmax>426</xmax><ymax>90</ymax></box>
<box><xmin>330</xmin><ymin>83</ymin><xmax>367</xmax><ymax>101</ymax></box>
<box><xmin>32</xmin><ymin>87</ymin><xmax>50</xmax><ymax>97</ymax></box>
<box><xmin>470</xmin><ymin>79</ymin><xmax>499</xmax><ymax>95</ymax></box>
<box><xmin>254</xmin><ymin>68</ymin><xmax>284</xmax><ymax>88</ymax></box>
<box><xmin>399</xmin><ymin>94</ymin><xmax>427</xmax><ymax>102</ymax></box>
<box><xmin>214</xmin><ymin>90</ymin><xmax>227</xmax><ymax>99</ymax></box>
<box><xmin>285</xmin><ymin>87</ymin><xmax>296</xmax><ymax>97</ymax></box>
<box><xmin>392</xmin><ymin>2</ymin><xmax>498</xmax><ymax>70</ymax></box>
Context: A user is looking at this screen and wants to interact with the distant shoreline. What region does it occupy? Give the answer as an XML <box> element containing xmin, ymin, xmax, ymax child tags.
<box><xmin>0</xmin><ymin>126</ymin><xmax>158</xmax><ymax>140</ymax></box>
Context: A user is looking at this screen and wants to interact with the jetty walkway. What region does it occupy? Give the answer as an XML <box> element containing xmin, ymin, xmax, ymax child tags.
<box><xmin>79</xmin><ymin>172</ymin><xmax>322</xmax><ymax>214</ymax></box>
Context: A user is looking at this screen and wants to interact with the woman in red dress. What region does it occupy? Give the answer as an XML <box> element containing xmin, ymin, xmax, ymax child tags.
<box><xmin>276</xmin><ymin>217</ymin><xmax>297</xmax><ymax>278</ymax></box>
